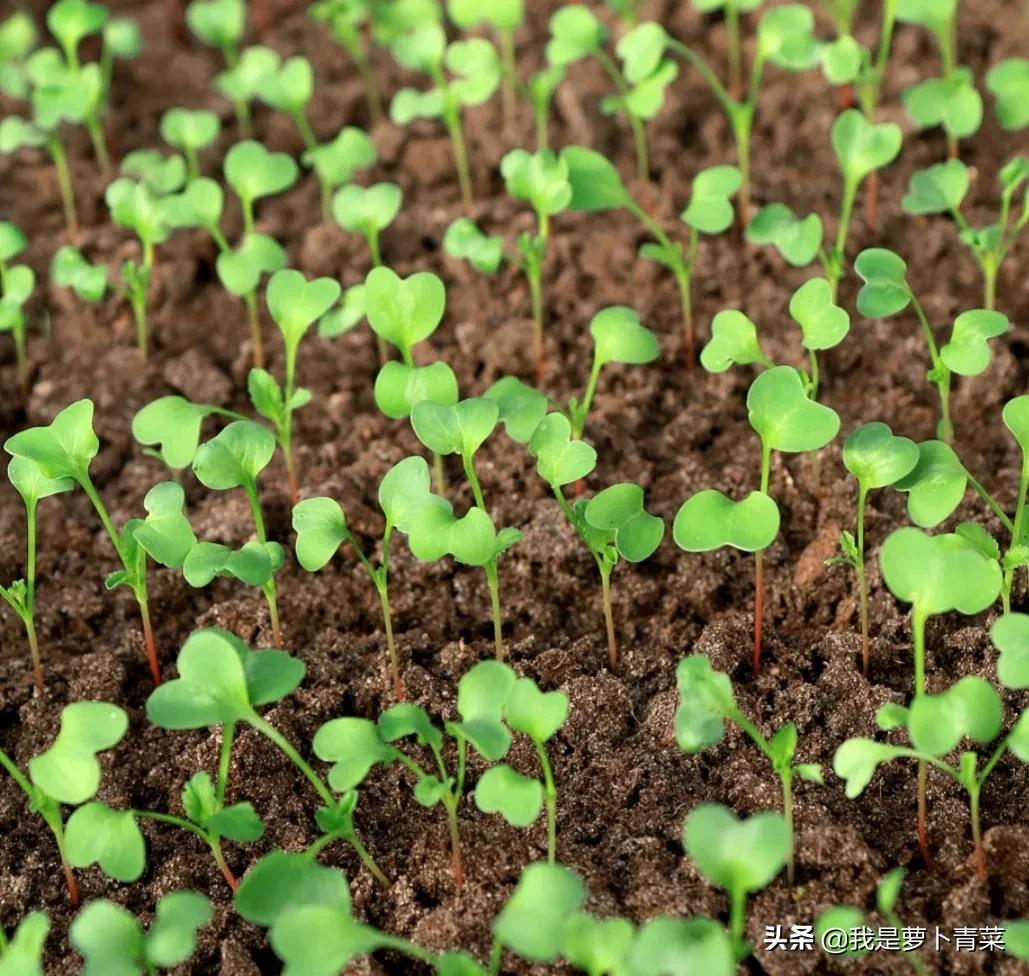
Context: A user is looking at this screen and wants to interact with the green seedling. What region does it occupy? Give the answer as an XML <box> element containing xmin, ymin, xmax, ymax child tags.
<box><xmin>0</xmin><ymin>11</ymin><xmax>37</xmax><ymax>99</ymax></box>
<box><xmin>250</xmin><ymin>269</ymin><xmax>341</xmax><ymax>503</ymax></box>
<box><xmin>212</xmin><ymin>44</ymin><xmax>277</xmax><ymax>136</ymax></box>
<box><xmin>676</xmin><ymin>655</ymin><xmax>822</xmax><ymax>884</ymax></box>
<box><xmin>309</xmin><ymin>1</ymin><xmax>384</xmax><ymax>123</ymax></box>
<box><xmin>521</xmin><ymin>406</ymin><xmax>663</xmax><ymax>668</ymax></box>
<box><xmin>443</xmin><ymin>218</ymin><xmax>504</xmax><ymax>274</ymax></box>
<box><xmin>293</xmin><ymin>456</ymin><xmax>434</xmax><ymax>699</ymax></box>
<box><xmin>0</xmin><ymin>912</ymin><xmax>49</xmax><ymax>976</ymax></box>
<box><xmin>546</xmin><ymin>11</ymin><xmax>678</xmax><ymax>204</ymax></box>
<box><xmin>833</xmin><ymin>422</ymin><xmax>919</xmax><ymax>674</ymax></box>
<box><xmin>186</xmin><ymin>0</ymin><xmax>251</xmax><ymax>129</ymax></box>
<box><xmin>0</xmin><ymin>701</ymin><xmax>127</xmax><ymax>906</ymax></box>
<box><xmin>560</xmin><ymin>146</ymin><xmax>740</xmax><ymax>368</ymax></box>
<box><xmin>877</xmin><ymin>525</ymin><xmax>1002</xmax><ymax>868</ymax></box>
<box><xmin>0</xmin><ymin>221</ymin><xmax>34</xmax><ymax>393</ymax></box>
<box><xmin>315</xmin><ymin>660</ymin><xmax>566</xmax><ymax>888</ymax></box>
<box><xmin>389</xmin><ymin>24</ymin><xmax>501</xmax><ymax>213</ymax></box>
<box><xmin>70</xmin><ymin>891</ymin><xmax>211</xmax><ymax>976</ymax></box>
<box><xmin>690</xmin><ymin>0</ymin><xmax>763</xmax><ymax>98</ymax></box>
<box><xmin>160</xmin><ymin>108</ymin><xmax>220</xmax><ymax>180</ymax></box>
<box><xmin>525</xmin><ymin>62</ymin><xmax>565</xmax><ymax>150</ymax></box>
<box><xmin>364</xmin><ymin>267</ymin><xmax>457</xmax><ymax>486</ymax></box>
<box><xmin>992</xmin><ymin>614</ymin><xmax>1029</xmax><ymax>691</ymax></box>
<box><xmin>131</xmin><ymin>395</ymin><xmax>245</xmax><ymax>471</ymax></box>
<box><xmin>660</xmin><ymin>5</ymin><xmax>818</xmax><ymax>217</ymax></box>
<box><xmin>332</xmin><ymin>182</ymin><xmax>402</xmax><ymax>265</ymax></box>
<box><xmin>675</xmin><ymin>366</ymin><xmax>839</xmax><ymax>671</ymax></box>
<box><xmin>986</xmin><ymin>58</ymin><xmax>1029</xmax><ymax>132</ymax></box>
<box><xmin>747</xmin><ymin>110</ymin><xmax>901</xmax><ymax>296</ymax></box>
<box><xmin>684</xmin><ymin>803</ymin><xmax>789</xmax><ymax>959</ymax></box>
<box><xmin>303</xmin><ymin>125</ymin><xmax>376</xmax><ymax>219</ymax></box>
<box><xmin>0</xmin><ymin>458</ymin><xmax>72</xmax><ymax>693</ymax></box>
<box><xmin>835</xmin><ymin>675</ymin><xmax>1029</xmax><ymax>881</ymax></box>
<box><xmin>257</xmin><ymin>54</ymin><xmax>317</xmax><ymax>147</ymax></box>
<box><xmin>236</xmin><ymin>851</ymin><xmax>480</xmax><ymax>975</ymax></box>
<box><xmin>408</xmin><ymin>397</ymin><xmax>523</xmax><ymax>657</ymax></box>
<box><xmin>855</xmin><ymin>248</ymin><xmax>1010</xmax><ymax>441</ymax></box>
<box><xmin>901</xmin><ymin>157</ymin><xmax>1029</xmax><ymax>309</ymax></box>
<box><xmin>188</xmin><ymin>420</ymin><xmax>283</xmax><ymax>644</ymax></box>
<box><xmin>148</xmin><ymin>627</ymin><xmax>389</xmax><ymax>886</ymax></box>
<box><xmin>4</xmin><ymin>401</ymin><xmax>197</xmax><ymax>684</ymax></box>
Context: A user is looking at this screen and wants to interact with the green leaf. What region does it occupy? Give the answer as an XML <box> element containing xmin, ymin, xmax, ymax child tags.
<box><xmin>269</xmin><ymin>906</ymin><xmax>384</xmax><ymax>976</ymax></box>
<box><xmin>130</xmin><ymin>481</ymin><xmax>196</xmax><ymax>568</ymax></box>
<box><xmin>991</xmin><ymin>613</ymin><xmax>1029</xmax><ymax>691</ymax></box>
<box><xmin>529</xmin><ymin>412</ymin><xmax>597</xmax><ymax>486</ymax></box>
<box><xmin>164</xmin><ymin>177</ymin><xmax>224</xmax><ymax>231</ymax></box>
<box><xmin>901</xmin><ymin>159</ymin><xmax>969</xmax><ymax>214</ymax></box>
<box><xmin>4</xmin><ymin>398</ymin><xmax>98</xmax><ymax>483</ymax></box>
<box><xmin>131</xmin><ymin>396</ymin><xmax>224</xmax><ymax>470</ymax></box>
<box><xmin>583</xmin><ymin>483</ymin><xmax>664</xmax><ymax>561</ymax></box>
<box><xmin>379</xmin><ymin>455</ymin><xmax>434</xmax><ymax>531</ymax></box>
<box><xmin>186</xmin><ymin>0</ymin><xmax>244</xmax><ymax>48</ymax></box>
<box><xmin>821</xmin><ymin>34</ymin><xmax>863</xmax><ymax>85</ymax></box>
<box><xmin>217</xmin><ymin>233</ymin><xmax>286</xmax><ymax>295</ymax></box>
<box><xmin>907</xmin><ymin>676</ymin><xmax>1003</xmax><ymax>755</ymax></box>
<box><xmin>235</xmin><ymin>851</ymin><xmax>350</xmax><ymax>927</ymax></box>
<box><xmin>562</xmin><ymin>914</ymin><xmax>634</xmax><ymax>976</ymax></box>
<box><xmin>119</xmin><ymin>151</ymin><xmax>187</xmax><ymax>197</ymax></box>
<box><xmin>160</xmin><ymin>108</ymin><xmax>220</xmax><ymax>154</ymax></box>
<box><xmin>842</xmin><ymin>422</ymin><xmax>919</xmax><ymax>491</ymax></box>
<box><xmin>684</xmin><ymin>804</ymin><xmax>789</xmax><ymax>894</ymax></box>
<box><xmin>224</xmin><ymin>140</ymin><xmax>299</xmax><ymax>203</ymax></box>
<box><xmin>292</xmin><ymin>497</ymin><xmax>347</xmax><ymax>571</ymax></box>
<box><xmin>448</xmin><ymin>0</ymin><xmax>523</xmax><ymax>30</ymax></box>
<box><xmin>474</xmin><ymin>765</ymin><xmax>543</xmax><ymax>826</ymax></box>
<box><xmin>854</xmin><ymin>248</ymin><xmax>911</xmax><ymax>317</ymax></box>
<box><xmin>302</xmin><ymin>126</ymin><xmax>376</xmax><ymax>188</ymax></box>
<box><xmin>407</xmin><ymin>500</ymin><xmax>505</xmax><ymax>566</ymax></box>
<box><xmin>446</xmin><ymin>38</ymin><xmax>501</xmax><ymax>106</ymax></box>
<box><xmin>674</xmin><ymin>655</ymin><xmax>735</xmax><ymax>753</ymax></box>
<box><xmin>443</xmin><ymin>218</ymin><xmax>504</xmax><ymax>273</ymax></box>
<box><xmin>144</xmin><ymin>893</ymin><xmax>212</xmax><ymax>969</ymax></box>
<box><xmin>183</xmin><ymin>540</ymin><xmax>284</xmax><ymax>588</ymax></box>
<box><xmin>892</xmin><ymin>440</ymin><xmax>967</xmax><ymax>527</ymax></box>
<box><xmin>879</xmin><ymin>526</ymin><xmax>1002</xmax><ymax>617</ymax></box>
<box><xmin>501</xmin><ymin>149</ymin><xmax>572</xmax><ymax>217</ymax></box>
<box><xmin>7</xmin><ymin>456</ymin><xmax>73</xmax><ymax>509</ymax></box>
<box><xmin>700</xmin><ymin>309</ymin><xmax>771</xmax><ymax>372</ymax></box>
<box><xmin>257</xmin><ymin>55</ymin><xmax>313</xmax><ymax>115</ymax></box>
<box><xmin>903</xmin><ymin>68</ymin><xmax>983</xmax><ymax>140</ymax></box>
<box><xmin>452</xmin><ymin>659</ymin><xmax>516</xmax><ymax>759</ymax></box>
<box><xmin>673</xmin><ymin>489</ymin><xmax>779</xmax><ymax>553</ymax></box>
<box><xmin>560</xmin><ymin>146</ymin><xmax>631</xmax><ymax>211</ymax></box>
<box><xmin>192</xmin><ymin>420</ymin><xmax>275</xmax><ymax>490</ymax></box>
<box><xmin>815</xmin><ymin>906</ymin><xmax>867</xmax><ymax>958</ymax></box>
<box><xmin>333</xmin><ymin>182</ymin><xmax>402</xmax><ymax>238</ymax></box>
<box><xmin>483</xmin><ymin>377</ymin><xmax>548</xmax><ymax>444</ymax></box>
<box><xmin>411</xmin><ymin>397</ymin><xmax>498</xmax><ymax>458</ymax></box>
<box><xmin>876</xmin><ymin>867</ymin><xmax>906</xmax><ymax>914</ymax></box>
<box><xmin>1003</xmin><ymin>395</ymin><xmax>1029</xmax><ymax>455</ymax></box>
<box><xmin>214</xmin><ymin>44</ymin><xmax>279</xmax><ymax>102</ymax></box>
<box><xmin>374</xmin><ymin>360</ymin><xmax>459</xmax><ymax>420</ymax></box>
<box><xmin>747</xmin><ymin>365</ymin><xmax>840</xmax><ymax>453</ymax></box>
<box><xmin>48</xmin><ymin>0</ymin><xmax>108</xmax><ymax>54</ymax></box>
<box><xmin>626</xmin><ymin>917</ymin><xmax>735</xmax><ymax>976</ymax></box>
<box><xmin>318</xmin><ymin>284</ymin><xmax>366</xmax><ymax>338</ymax></box>
<box><xmin>756</xmin><ymin>4</ymin><xmax>817</xmax><ymax>71</ymax></box>
<box><xmin>1004</xmin><ymin>921</ymin><xmax>1029</xmax><ymax>961</ymax></box>
<box><xmin>28</xmin><ymin>701</ymin><xmax>127</xmax><ymax>805</ymax></box>
<box><xmin>493</xmin><ymin>862</ymin><xmax>586</xmax><ymax>961</ymax></box>
<box><xmin>986</xmin><ymin>58</ymin><xmax>1029</xmax><ymax>131</ymax></box>
<box><xmin>590</xmin><ymin>306</ymin><xmax>659</xmax><ymax>367</ymax></box>
<box><xmin>546</xmin><ymin>6</ymin><xmax>607</xmax><ymax>66</ymax></box>
<box><xmin>0</xmin><ymin>221</ymin><xmax>26</xmax><ymax>263</ymax></box>
<box><xmin>681</xmin><ymin>165</ymin><xmax>741</xmax><ymax>234</ymax></box>
<box><xmin>364</xmin><ymin>266</ymin><xmax>445</xmax><ymax>359</ymax></box>
<box><xmin>390</xmin><ymin>86</ymin><xmax>444</xmax><ymax>124</ymax></box>
<box><xmin>66</xmin><ymin>802</ymin><xmax>146</xmax><ymax>882</ymax></box>
<box><xmin>70</xmin><ymin>902</ymin><xmax>144</xmax><ymax>976</ymax></box>
<box><xmin>832</xmin><ymin>109</ymin><xmax>902</xmax><ymax>185</ymax></box>
<box><xmin>147</xmin><ymin>628</ymin><xmax>303</xmax><ymax>729</ymax></box>
<box><xmin>788</xmin><ymin>277</ymin><xmax>849</xmax><ymax>350</ymax></box>
<box><xmin>833</xmin><ymin>738</ymin><xmax>907</xmax><ymax>798</ymax></box>
<box><xmin>378</xmin><ymin>702</ymin><xmax>444</xmax><ymax>751</ymax></box>
<box><xmin>0</xmin><ymin>116</ymin><xmax>49</xmax><ymax>153</ymax></box>
<box><xmin>0</xmin><ymin>912</ymin><xmax>49</xmax><ymax>976</ymax></box>
<box><xmin>940</xmin><ymin>309</ymin><xmax>1009</xmax><ymax>376</ymax></box>
<box><xmin>313</xmin><ymin>717</ymin><xmax>398</xmax><ymax>791</ymax></box>
<box><xmin>266</xmin><ymin>269</ymin><xmax>342</xmax><ymax>349</ymax></box>
<box><xmin>505</xmin><ymin>676</ymin><xmax>568</xmax><ymax>742</ymax></box>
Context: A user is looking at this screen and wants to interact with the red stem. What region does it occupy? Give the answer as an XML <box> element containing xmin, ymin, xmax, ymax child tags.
<box><xmin>141</xmin><ymin>605</ymin><xmax>161</xmax><ymax>687</ymax></box>
<box><xmin>63</xmin><ymin>860</ymin><xmax>80</xmax><ymax>908</ymax></box>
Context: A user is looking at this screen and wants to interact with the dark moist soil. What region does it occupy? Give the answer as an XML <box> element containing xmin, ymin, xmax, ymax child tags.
<box><xmin>1</xmin><ymin>0</ymin><xmax>1028</xmax><ymax>973</ymax></box>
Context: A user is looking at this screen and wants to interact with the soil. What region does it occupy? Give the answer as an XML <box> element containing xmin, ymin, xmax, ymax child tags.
<box><xmin>1</xmin><ymin>0</ymin><xmax>1028</xmax><ymax>973</ymax></box>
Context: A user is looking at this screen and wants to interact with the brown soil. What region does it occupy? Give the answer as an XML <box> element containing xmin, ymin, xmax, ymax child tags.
<box><xmin>1</xmin><ymin>0</ymin><xmax>1028</xmax><ymax>973</ymax></box>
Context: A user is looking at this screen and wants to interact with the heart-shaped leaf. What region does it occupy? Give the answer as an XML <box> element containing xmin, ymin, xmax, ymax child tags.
<box><xmin>411</xmin><ymin>397</ymin><xmax>498</xmax><ymax>458</ymax></box>
<box><xmin>186</xmin><ymin>0</ymin><xmax>244</xmax><ymax>47</ymax></box>
<box><xmin>266</xmin><ymin>269</ymin><xmax>341</xmax><ymax>349</ymax></box>
<box><xmin>590</xmin><ymin>306</ymin><xmax>659</xmax><ymax>367</ymax></box>
<box><xmin>674</xmin><ymin>655</ymin><xmax>736</xmax><ymax>753</ymax></box>
<box><xmin>50</xmin><ymin>246</ymin><xmax>108</xmax><ymax>302</ymax></box>
<box><xmin>560</xmin><ymin>146</ymin><xmax>631</xmax><ymax>212</ymax></box>
<box><xmin>214</xmin><ymin>45</ymin><xmax>279</xmax><ymax>102</ymax></box>
<box><xmin>217</xmin><ymin>233</ymin><xmax>286</xmax><ymax>296</ymax></box>
<box><xmin>183</xmin><ymin>540</ymin><xmax>284</xmax><ymax>588</ymax></box>
<box><xmin>700</xmin><ymin>310</ymin><xmax>771</xmax><ymax>372</ymax></box>
<box><xmin>132</xmin><ymin>481</ymin><xmax>196</xmax><ymax>568</ymax></box>
<box><xmin>501</xmin><ymin>148</ymin><xmax>572</xmax><ymax>217</ymax></box>
<box><xmin>160</xmin><ymin>108</ymin><xmax>221</xmax><ymax>153</ymax></box>
<box><xmin>443</xmin><ymin>218</ymin><xmax>504</xmax><ymax>273</ymax></box>
<box><xmin>474</xmin><ymin>765</ymin><xmax>543</xmax><ymax>826</ymax></box>
<box><xmin>901</xmin><ymin>159</ymin><xmax>969</xmax><ymax>214</ymax></box>
<box><xmin>940</xmin><ymin>308</ymin><xmax>1009</xmax><ymax>376</ymax></box>
<box><xmin>673</xmin><ymin>489</ymin><xmax>779</xmax><ymax>553</ymax></box>
<box><xmin>257</xmin><ymin>55</ymin><xmax>313</xmax><ymax>114</ymax></box>
<box><xmin>617</xmin><ymin>21</ymin><xmax>667</xmax><ymax>82</ymax></box>
<box><xmin>374</xmin><ymin>360</ymin><xmax>458</xmax><ymax>420</ymax></box>
<box><xmin>832</xmin><ymin>109</ymin><xmax>903</xmax><ymax>185</ymax></box>
<box><xmin>1003</xmin><ymin>395</ymin><xmax>1029</xmax><ymax>455</ymax></box>
<box><xmin>892</xmin><ymin>440</ymin><xmax>967</xmax><ymax>526</ymax></box>
<box><xmin>789</xmin><ymin>277</ymin><xmax>849</xmax><ymax>350</ymax></box>
<box><xmin>484</xmin><ymin>377</ymin><xmax>549</xmax><ymax>444</ymax></box>
<box><xmin>907</xmin><ymin>676</ymin><xmax>1003</xmax><ymax>755</ymax></box>
<box><xmin>165</xmin><ymin>177</ymin><xmax>224</xmax><ymax>231</ymax></box>
<box><xmin>318</xmin><ymin>284</ymin><xmax>366</xmax><ymax>338</ymax></box>
<box><xmin>747</xmin><ymin>365</ymin><xmax>841</xmax><ymax>453</ymax></box>
<box><xmin>192</xmin><ymin>420</ymin><xmax>275</xmax><ymax>490</ymax></box>
<box><xmin>683</xmin><ymin>804</ymin><xmax>789</xmax><ymax>895</ymax></box>
<box><xmin>378</xmin><ymin>455</ymin><xmax>434</xmax><ymax>532</ymax></box>
<box><xmin>47</xmin><ymin>0</ymin><xmax>108</xmax><ymax>54</ymax></box>
<box><xmin>583</xmin><ymin>483</ymin><xmax>664</xmax><ymax>562</ymax></box>
<box><xmin>407</xmin><ymin>500</ymin><xmax>502</xmax><ymax>566</ymax></box>
<box><xmin>681</xmin><ymin>165</ymin><xmax>741</xmax><ymax>234</ymax></box>
<box><xmin>66</xmin><ymin>801</ymin><xmax>146</xmax><ymax>882</ymax></box>
<box><xmin>529</xmin><ymin>413</ymin><xmax>597</xmax><ymax>486</ymax></box>
<box><xmin>235</xmin><ymin>851</ymin><xmax>350</xmax><ymax>927</ymax></box>
<box><xmin>842</xmin><ymin>422</ymin><xmax>919</xmax><ymax>491</ymax></box>
<box><xmin>505</xmin><ymin>676</ymin><xmax>568</xmax><ymax>743</ymax></box>
<box><xmin>833</xmin><ymin>738</ymin><xmax>907</xmax><ymax>798</ymax></box>
<box><xmin>991</xmin><ymin>613</ymin><xmax>1029</xmax><ymax>690</ymax></box>
<box><xmin>292</xmin><ymin>497</ymin><xmax>347</xmax><ymax>571</ymax></box>
<box><xmin>0</xmin><ymin>912</ymin><xmax>48</xmax><ymax>976</ymax></box>
<box><xmin>302</xmin><ymin>126</ymin><xmax>376</xmax><ymax>188</ymax></box>
<box><xmin>820</xmin><ymin>34</ymin><xmax>863</xmax><ymax>85</ymax></box>
<box><xmin>364</xmin><ymin>266</ymin><xmax>445</xmax><ymax>359</ymax></box>
<box><xmin>269</xmin><ymin>906</ymin><xmax>385</xmax><ymax>976</ymax></box>
<box><xmin>313</xmin><ymin>717</ymin><xmax>399</xmax><ymax>791</ymax></box>
<box><xmin>224</xmin><ymin>140</ymin><xmax>298</xmax><ymax>203</ymax></box>
<box><xmin>446</xmin><ymin>38</ymin><xmax>501</xmax><ymax>106</ymax></box>
<box><xmin>493</xmin><ymin>863</ymin><xmax>586</xmax><ymax>962</ymax></box>
<box><xmin>131</xmin><ymin>396</ymin><xmax>226</xmax><ymax>470</ymax></box>
<box><xmin>7</xmin><ymin>456</ymin><xmax>73</xmax><ymax>509</ymax></box>
<box><xmin>756</xmin><ymin>4</ymin><xmax>817</xmax><ymax>71</ymax></box>
<box><xmin>854</xmin><ymin>247</ymin><xmax>912</xmax><ymax>317</ymax></box>
<box><xmin>546</xmin><ymin>6</ymin><xmax>607</xmax><ymax>66</ymax></box>
<box><xmin>333</xmin><ymin>182</ymin><xmax>403</xmax><ymax>237</ymax></box>
<box><xmin>903</xmin><ymin>67</ymin><xmax>983</xmax><ymax>139</ymax></box>
<box><xmin>4</xmin><ymin>398</ymin><xmax>98</xmax><ymax>484</ymax></box>
<box><xmin>390</xmin><ymin>86</ymin><xmax>445</xmax><ymax>124</ymax></box>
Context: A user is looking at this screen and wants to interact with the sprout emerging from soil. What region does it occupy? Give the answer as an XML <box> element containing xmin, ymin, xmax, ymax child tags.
<box><xmin>835</xmin><ymin>675</ymin><xmax>1029</xmax><ymax>881</ymax></box>
<box><xmin>0</xmin><ymin>701</ymin><xmax>127</xmax><ymax>907</ymax></box>
<box><xmin>389</xmin><ymin>23</ymin><xmax>500</xmax><ymax>214</ymax></box>
<box><xmin>293</xmin><ymin>456</ymin><xmax>434</xmax><ymax>699</ymax></box>
<box><xmin>684</xmin><ymin>803</ymin><xmax>789</xmax><ymax>957</ymax></box>
<box><xmin>333</xmin><ymin>181</ymin><xmax>402</xmax><ymax>267</ymax></box>
<box><xmin>186</xmin><ymin>0</ymin><xmax>252</xmax><ymax>129</ymax></box>
<box><xmin>160</xmin><ymin>107</ymin><xmax>221</xmax><ymax>181</ymax></box>
<box><xmin>676</xmin><ymin>655</ymin><xmax>823</xmax><ymax>884</ymax></box>
<box><xmin>901</xmin><ymin>156</ymin><xmax>1029</xmax><ymax>310</ymax></box>
<box><xmin>70</xmin><ymin>891</ymin><xmax>212</xmax><ymax>975</ymax></box>
<box><xmin>0</xmin><ymin>222</ymin><xmax>34</xmax><ymax>394</ymax></box>
<box><xmin>305</xmin><ymin>124</ymin><xmax>376</xmax><ymax>222</ymax></box>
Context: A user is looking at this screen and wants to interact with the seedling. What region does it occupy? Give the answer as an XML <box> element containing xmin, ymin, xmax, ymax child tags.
<box><xmin>0</xmin><ymin>11</ymin><xmax>37</xmax><ymax>99</ymax></box>
<box><xmin>833</xmin><ymin>422</ymin><xmax>919</xmax><ymax>674</ymax></box>
<box><xmin>293</xmin><ymin>456</ymin><xmax>434</xmax><ymax>698</ymax></box>
<box><xmin>0</xmin><ymin>221</ymin><xmax>34</xmax><ymax>392</ymax></box>
<box><xmin>188</xmin><ymin>420</ymin><xmax>283</xmax><ymax>644</ymax></box>
<box><xmin>70</xmin><ymin>891</ymin><xmax>212</xmax><ymax>975</ymax></box>
<box><xmin>675</xmin><ymin>366</ymin><xmax>839</xmax><ymax>671</ymax></box>
<box><xmin>148</xmin><ymin>627</ymin><xmax>388</xmax><ymax>885</ymax></box>
<box><xmin>250</xmin><ymin>269</ymin><xmax>340</xmax><ymax>503</ymax></box>
<box><xmin>131</xmin><ymin>394</ymin><xmax>246</xmax><ymax>471</ymax></box>
<box><xmin>986</xmin><ymin>58</ymin><xmax>1029</xmax><ymax>132</ymax></box>
<box><xmin>212</xmin><ymin>45</ymin><xmax>277</xmax><ymax>136</ymax></box>
<box><xmin>389</xmin><ymin>24</ymin><xmax>501</xmax><ymax>213</ymax></box>
<box><xmin>0</xmin><ymin>912</ymin><xmax>49</xmax><ymax>976</ymax></box>
<box><xmin>236</xmin><ymin>851</ymin><xmax>479</xmax><ymax>975</ymax></box>
<box><xmin>835</xmin><ymin>675</ymin><xmax>1029</xmax><ymax>880</ymax></box>
<box><xmin>560</xmin><ymin>146</ymin><xmax>740</xmax><ymax>368</ymax></box>
<box><xmin>877</xmin><ymin>525</ymin><xmax>1002</xmax><ymax>867</ymax></box>
<box><xmin>0</xmin><ymin>458</ymin><xmax>72</xmax><ymax>693</ymax></box>
<box><xmin>302</xmin><ymin>125</ymin><xmax>376</xmax><ymax>220</ymax></box>
<box><xmin>0</xmin><ymin>701</ymin><xmax>127</xmax><ymax>906</ymax></box>
<box><xmin>443</xmin><ymin>218</ymin><xmax>504</xmax><ymax>274</ymax></box>
<box><xmin>4</xmin><ymin>401</ymin><xmax>197</xmax><ymax>684</ymax></box>
<box><xmin>309</xmin><ymin>1</ymin><xmax>384</xmax><ymax>123</ymax></box>
<box><xmin>364</xmin><ymin>267</ymin><xmax>457</xmax><ymax>487</ymax></box>
<box><xmin>676</xmin><ymin>655</ymin><xmax>822</xmax><ymax>883</ymax></box>
<box><xmin>408</xmin><ymin>397</ymin><xmax>523</xmax><ymax>657</ymax></box>
<box><xmin>186</xmin><ymin>0</ymin><xmax>251</xmax><ymax>128</ymax></box>
<box><xmin>902</xmin><ymin>67</ymin><xmax>980</xmax><ymax>162</ymax></box>
<box><xmin>992</xmin><ymin>614</ymin><xmax>1029</xmax><ymax>691</ymax></box>
<box><xmin>160</xmin><ymin>108</ymin><xmax>220</xmax><ymax>180</ymax></box>
<box><xmin>332</xmin><ymin>182</ymin><xmax>402</xmax><ymax>265</ymax></box>
<box><xmin>314</xmin><ymin>660</ymin><xmax>566</xmax><ymax>887</ymax></box>
<box><xmin>855</xmin><ymin>248</ymin><xmax>1010</xmax><ymax>441</ymax></box>
<box><xmin>747</xmin><ymin>110</ymin><xmax>901</xmax><ymax>297</ymax></box>
<box><xmin>901</xmin><ymin>157</ymin><xmax>1029</xmax><ymax>309</ymax></box>
<box><xmin>546</xmin><ymin>11</ymin><xmax>678</xmax><ymax>203</ymax></box>
<box><xmin>659</xmin><ymin>5</ymin><xmax>818</xmax><ymax>216</ymax></box>
<box><xmin>683</xmin><ymin>803</ymin><xmax>789</xmax><ymax>958</ymax></box>
<box><xmin>526</xmin><ymin>63</ymin><xmax>565</xmax><ymax>150</ymax></box>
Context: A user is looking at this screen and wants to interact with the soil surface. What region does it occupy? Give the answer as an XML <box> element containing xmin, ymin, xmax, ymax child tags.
<box><xmin>1</xmin><ymin>0</ymin><xmax>1028</xmax><ymax>973</ymax></box>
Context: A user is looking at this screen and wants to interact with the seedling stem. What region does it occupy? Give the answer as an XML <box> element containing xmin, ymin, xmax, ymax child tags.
<box><xmin>534</xmin><ymin>742</ymin><xmax>558</xmax><ymax>864</ymax></box>
<box><xmin>244</xmin><ymin>291</ymin><xmax>264</xmax><ymax>369</ymax></box>
<box><xmin>1002</xmin><ymin>455</ymin><xmax>1029</xmax><ymax>613</ymax></box>
<box><xmin>595</xmin><ymin>49</ymin><xmax>650</xmax><ymax>206</ymax></box>
<box><xmin>754</xmin><ymin>442</ymin><xmax>772</xmax><ymax>672</ymax></box>
<box><xmin>500</xmin><ymin>28</ymin><xmax>517</xmax><ymax>128</ymax></box>
<box><xmin>243</xmin><ymin>483</ymin><xmax>281</xmax><ymax>645</ymax></box>
<box><xmin>48</xmin><ymin>137</ymin><xmax>79</xmax><ymax>239</ymax></box>
<box><xmin>600</xmin><ymin>563</ymin><xmax>616</xmax><ymax>671</ymax></box>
